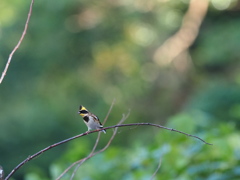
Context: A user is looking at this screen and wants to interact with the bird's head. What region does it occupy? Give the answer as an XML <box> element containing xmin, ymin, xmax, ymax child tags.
<box><xmin>78</xmin><ymin>105</ymin><xmax>89</xmax><ymax>117</ymax></box>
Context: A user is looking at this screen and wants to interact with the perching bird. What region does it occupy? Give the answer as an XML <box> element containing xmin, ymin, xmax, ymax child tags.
<box><xmin>78</xmin><ymin>105</ymin><xmax>106</xmax><ymax>133</ymax></box>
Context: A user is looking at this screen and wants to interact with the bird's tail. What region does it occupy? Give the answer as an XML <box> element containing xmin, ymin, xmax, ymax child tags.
<box><xmin>101</xmin><ymin>129</ymin><xmax>106</xmax><ymax>134</ymax></box>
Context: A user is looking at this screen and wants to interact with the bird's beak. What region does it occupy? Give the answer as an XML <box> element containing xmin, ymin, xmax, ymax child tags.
<box><xmin>78</xmin><ymin>111</ymin><xmax>80</xmax><ymax>114</ymax></box>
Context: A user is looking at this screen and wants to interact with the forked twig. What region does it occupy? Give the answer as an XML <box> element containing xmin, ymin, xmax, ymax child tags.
<box><xmin>103</xmin><ymin>98</ymin><xmax>116</xmax><ymax>124</ymax></box>
<box><xmin>0</xmin><ymin>0</ymin><xmax>34</xmax><ymax>84</ymax></box>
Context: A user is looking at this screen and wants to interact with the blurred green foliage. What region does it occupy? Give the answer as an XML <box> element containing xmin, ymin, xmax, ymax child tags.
<box><xmin>1</xmin><ymin>0</ymin><xmax>240</xmax><ymax>179</ymax></box>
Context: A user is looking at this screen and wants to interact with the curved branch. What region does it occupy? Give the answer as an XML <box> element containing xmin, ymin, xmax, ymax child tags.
<box><xmin>104</xmin><ymin>123</ymin><xmax>213</xmax><ymax>145</ymax></box>
<box><xmin>5</xmin><ymin>122</ymin><xmax>212</xmax><ymax>180</ymax></box>
<box><xmin>0</xmin><ymin>0</ymin><xmax>34</xmax><ymax>84</ymax></box>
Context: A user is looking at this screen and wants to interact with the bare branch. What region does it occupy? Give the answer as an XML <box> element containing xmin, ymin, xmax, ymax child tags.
<box><xmin>5</xmin><ymin>122</ymin><xmax>212</xmax><ymax>180</ymax></box>
<box><xmin>0</xmin><ymin>0</ymin><xmax>34</xmax><ymax>84</ymax></box>
<box><xmin>103</xmin><ymin>98</ymin><xmax>116</xmax><ymax>124</ymax></box>
<box><xmin>106</xmin><ymin>123</ymin><xmax>212</xmax><ymax>145</ymax></box>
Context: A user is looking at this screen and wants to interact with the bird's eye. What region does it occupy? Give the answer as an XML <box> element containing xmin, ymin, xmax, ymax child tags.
<box><xmin>80</xmin><ymin>110</ymin><xmax>88</xmax><ymax>114</ymax></box>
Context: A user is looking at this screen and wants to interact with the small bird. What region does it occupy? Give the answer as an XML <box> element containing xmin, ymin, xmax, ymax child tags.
<box><xmin>78</xmin><ymin>105</ymin><xmax>106</xmax><ymax>133</ymax></box>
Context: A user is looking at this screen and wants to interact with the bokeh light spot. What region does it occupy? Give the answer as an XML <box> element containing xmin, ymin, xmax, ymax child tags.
<box><xmin>127</xmin><ymin>23</ymin><xmax>157</xmax><ymax>46</ymax></box>
<box><xmin>211</xmin><ymin>0</ymin><xmax>231</xmax><ymax>10</ymax></box>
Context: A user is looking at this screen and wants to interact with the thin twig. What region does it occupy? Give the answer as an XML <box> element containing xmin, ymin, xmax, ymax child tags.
<box><xmin>0</xmin><ymin>0</ymin><xmax>34</xmax><ymax>84</ymax></box>
<box><xmin>150</xmin><ymin>157</ymin><xmax>162</xmax><ymax>180</ymax></box>
<box><xmin>5</xmin><ymin>122</ymin><xmax>212</xmax><ymax>180</ymax></box>
<box><xmin>103</xmin><ymin>98</ymin><xmax>116</xmax><ymax>124</ymax></box>
<box><xmin>104</xmin><ymin>123</ymin><xmax>212</xmax><ymax>145</ymax></box>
